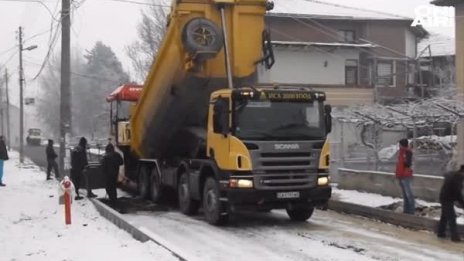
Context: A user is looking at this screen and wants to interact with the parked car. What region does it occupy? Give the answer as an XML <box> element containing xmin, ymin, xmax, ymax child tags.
<box><xmin>26</xmin><ymin>128</ymin><xmax>42</xmax><ymax>146</ymax></box>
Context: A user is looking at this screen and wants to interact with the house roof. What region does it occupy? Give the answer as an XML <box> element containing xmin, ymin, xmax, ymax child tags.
<box><xmin>272</xmin><ymin>41</ymin><xmax>376</xmax><ymax>48</ymax></box>
<box><xmin>269</xmin><ymin>0</ymin><xmax>428</xmax><ymax>37</ymax></box>
<box><xmin>418</xmin><ymin>33</ymin><xmax>455</xmax><ymax>57</ymax></box>
<box><xmin>431</xmin><ymin>0</ymin><xmax>464</xmax><ymax>6</ymax></box>
<box><xmin>270</xmin><ymin>0</ymin><xmax>411</xmax><ymax>21</ymax></box>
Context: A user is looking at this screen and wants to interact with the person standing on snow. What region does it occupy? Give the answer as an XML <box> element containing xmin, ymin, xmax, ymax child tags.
<box><xmin>101</xmin><ymin>143</ymin><xmax>123</xmax><ymax>204</ymax></box>
<box><xmin>395</xmin><ymin>138</ymin><xmax>415</xmax><ymax>214</ymax></box>
<box><xmin>0</xmin><ymin>135</ymin><xmax>9</xmax><ymax>186</ymax></box>
<box><xmin>45</xmin><ymin>139</ymin><xmax>60</xmax><ymax>180</ymax></box>
<box><xmin>71</xmin><ymin>137</ymin><xmax>97</xmax><ymax>200</ymax></box>
<box><xmin>437</xmin><ymin>165</ymin><xmax>464</xmax><ymax>242</ymax></box>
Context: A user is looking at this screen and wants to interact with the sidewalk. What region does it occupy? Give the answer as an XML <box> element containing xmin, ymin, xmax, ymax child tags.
<box><xmin>0</xmin><ymin>151</ymin><xmax>177</xmax><ymax>261</ymax></box>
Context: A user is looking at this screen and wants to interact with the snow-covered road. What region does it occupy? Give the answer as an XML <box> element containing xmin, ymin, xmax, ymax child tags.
<box><xmin>0</xmin><ymin>152</ymin><xmax>177</xmax><ymax>261</ymax></box>
<box><xmin>126</xmin><ymin>207</ymin><xmax>464</xmax><ymax>261</ymax></box>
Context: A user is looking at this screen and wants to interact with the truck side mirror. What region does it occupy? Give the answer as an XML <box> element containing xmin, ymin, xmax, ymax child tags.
<box><xmin>324</xmin><ymin>104</ymin><xmax>332</xmax><ymax>134</ymax></box>
<box><xmin>213</xmin><ymin>97</ymin><xmax>230</xmax><ymax>137</ymax></box>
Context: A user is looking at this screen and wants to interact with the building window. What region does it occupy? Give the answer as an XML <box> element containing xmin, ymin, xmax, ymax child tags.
<box><xmin>376</xmin><ymin>60</ymin><xmax>396</xmax><ymax>87</ymax></box>
<box><xmin>337</xmin><ymin>30</ymin><xmax>355</xmax><ymax>43</ymax></box>
<box><xmin>345</xmin><ymin>59</ymin><xmax>358</xmax><ymax>86</ymax></box>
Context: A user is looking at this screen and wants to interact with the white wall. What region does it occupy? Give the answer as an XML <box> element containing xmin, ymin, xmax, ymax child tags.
<box><xmin>258</xmin><ymin>47</ymin><xmax>360</xmax><ymax>85</ymax></box>
<box><xmin>405</xmin><ymin>29</ymin><xmax>417</xmax><ymax>58</ymax></box>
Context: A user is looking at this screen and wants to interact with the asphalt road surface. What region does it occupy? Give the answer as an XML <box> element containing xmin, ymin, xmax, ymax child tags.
<box><xmin>123</xmin><ymin>207</ymin><xmax>464</xmax><ymax>261</ymax></box>
<box><xmin>23</xmin><ymin>145</ymin><xmax>49</xmax><ymax>170</ymax></box>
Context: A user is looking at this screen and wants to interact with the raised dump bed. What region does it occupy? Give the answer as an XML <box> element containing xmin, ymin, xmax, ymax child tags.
<box><xmin>130</xmin><ymin>0</ymin><xmax>270</xmax><ymax>158</ymax></box>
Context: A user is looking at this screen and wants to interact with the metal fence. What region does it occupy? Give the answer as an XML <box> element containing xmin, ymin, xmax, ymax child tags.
<box><xmin>330</xmin><ymin>98</ymin><xmax>463</xmax><ymax>178</ymax></box>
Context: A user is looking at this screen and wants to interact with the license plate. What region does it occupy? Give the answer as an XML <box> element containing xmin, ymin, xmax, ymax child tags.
<box><xmin>277</xmin><ymin>191</ymin><xmax>300</xmax><ymax>199</ymax></box>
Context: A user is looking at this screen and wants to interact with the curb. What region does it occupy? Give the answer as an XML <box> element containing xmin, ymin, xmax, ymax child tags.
<box><xmin>328</xmin><ymin>200</ymin><xmax>464</xmax><ymax>235</ymax></box>
<box><xmin>90</xmin><ymin>198</ymin><xmax>188</xmax><ymax>261</ymax></box>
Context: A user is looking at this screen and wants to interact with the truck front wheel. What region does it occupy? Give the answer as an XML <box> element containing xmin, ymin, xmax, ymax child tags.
<box><xmin>203</xmin><ymin>177</ymin><xmax>228</xmax><ymax>225</ymax></box>
<box><xmin>286</xmin><ymin>206</ymin><xmax>314</xmax><ymax>222</ymax></box>
<box><xmin>178</xmin><ymin>172</ymin><xmax>199</xmax><ymax>215</ymax></box>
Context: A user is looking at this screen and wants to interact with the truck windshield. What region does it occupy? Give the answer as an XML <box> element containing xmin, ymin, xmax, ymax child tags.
<box><xmin>234</xmin><ymin>99</ymin><xmax>325</xmax><ymax>140</ymax></box>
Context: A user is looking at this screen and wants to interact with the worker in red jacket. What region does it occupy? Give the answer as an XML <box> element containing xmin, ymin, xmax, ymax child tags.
<box><xmin>395</xmin><ymin>138</ymin><xmax>415</xmax><ymax>214</ymax></box>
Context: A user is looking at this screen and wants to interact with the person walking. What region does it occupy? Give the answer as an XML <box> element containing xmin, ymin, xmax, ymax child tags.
<box><xmin>0</xmin><ymin>135</ymin><xmax>9</xmax><ymax>186</ymax></box>
<box><xmin>395</xmin><ymin>138</ymin><xmax>415</xmax><ymax>214</ymax></box>
<box><xmin>437</xmin><ymin>165</ymin><xmax>464</xmax><ymax>242</ymax></box>
<box><xmin>101</xmin><ymin>143</ymin><xmax>123</xmax><ymax>204</ymax></box>
<box><xmin>71</xmin><ymin>137</ymin><xmax>97</xmax><ymax>199</ymax></box>
<box><xmin>45</xmin><ymin>139</ymin><xmax>60</xmax><ymax>180</ymax></box>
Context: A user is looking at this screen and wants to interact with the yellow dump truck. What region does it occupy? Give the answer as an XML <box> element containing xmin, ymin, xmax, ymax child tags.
<box><xmin>111</xmin><ymin>0</ymin><xmax>332</xmax><ymax>225</ymax></box>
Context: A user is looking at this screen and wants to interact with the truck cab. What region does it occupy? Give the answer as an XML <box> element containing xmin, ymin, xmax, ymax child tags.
<box><xmin>198</xmin><ymin>86</ymin><xmax>332</xmax><ymax>223</ymax></box>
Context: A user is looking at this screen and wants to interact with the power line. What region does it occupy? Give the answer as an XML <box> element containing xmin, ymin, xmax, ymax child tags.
<box><xmin>0</xmin><ymin>0</ymin><xmax>61</xmax><ymax>21</ymax></box>
<box><xmin>277</xmin><ymin>0</ymin><xmax>414</xmax><ymax>60</ymax></box>
<box><xmin>31</xmin><ymin>21</ymin><xmax>61</xmax><ymax>80</ymax></box>
<box><xmin>25</xmin><ymin>59</ymin><xmax>125</xmax><ymax>84</ymax></box>
<box><xmin>0</xmin><ymin>46</ymin><xmax>17</xmax><ymax>58</ymax></box>
<box><xmin>104</xmin><ymin>0</ymin><xmax>170</xmax><ymax>7</ymax></box>
<box><xmin>300</xmin><ymin>0</ymin><xmax>410</xmax><ymax>20</ymax></box>
<box><xmin>0</xmin><ymin>50</ymin><xmax>19</xmax><ymax>70</ymax></box>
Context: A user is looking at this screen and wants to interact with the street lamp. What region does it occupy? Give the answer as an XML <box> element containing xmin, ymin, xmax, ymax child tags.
<box><xmin>18</xmin><ymin>26</ymin><xmax>38</xmax><ymax>163</ymax></box>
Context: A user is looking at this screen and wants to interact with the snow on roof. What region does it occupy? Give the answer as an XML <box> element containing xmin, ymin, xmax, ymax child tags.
<box><xmin>272</xmin><ymin>40</ymin><xmax>376</xmax><ymax>48</ymax></box>
<box><xmin>418</xmin><ymin>33</ymin><xmax>455</xmax><ymax>57</ymax></box>
<box><xmin>270</xmin><ymin>0</ymin><xmax>411</xmax><ymax>21</ymax></box>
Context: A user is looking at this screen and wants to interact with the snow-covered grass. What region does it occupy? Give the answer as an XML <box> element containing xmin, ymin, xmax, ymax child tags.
<box><xmin>0</xmin><ymin>151</ymin><xmax>177</xmax><ymax>261</ymax></box>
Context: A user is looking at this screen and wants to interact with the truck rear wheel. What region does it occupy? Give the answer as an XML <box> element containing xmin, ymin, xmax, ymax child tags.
<box><xmin>203</xmin><ymin>177</ymin><xmax>228</xmax><ymax>225</ymax></box>
<box><xmin>178</xmin><ymin>172</ymin><xmax>199</xmax><ymax>215</ymax></box>
<box><xmin>137</xmin><ymin>165</ymin><xmax>150</xmax><ymax>199</ymax></box>
<box><xmin>286</xmin><ymin>206</ymin><xmax>314</xmax><ymax>222</ymax></box>
<box><xmin>150</xmin><ymin>167</ymin><xmax>164</xmax><ymax>203</ymax></box>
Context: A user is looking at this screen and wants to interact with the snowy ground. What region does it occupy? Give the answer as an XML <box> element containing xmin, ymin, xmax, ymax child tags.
<box><xmin>0</xmin><ymin>151</ymin><xmax>177</xmax><ymax>261</ymax></box>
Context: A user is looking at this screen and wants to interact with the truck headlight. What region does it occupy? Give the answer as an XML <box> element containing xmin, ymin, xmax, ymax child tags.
<box><xmin>317</xmin><ymin>176</ymin><xmax>329</xmax><ymax>186</ymax></box>
<box><xmin>229</xmin><ymin>179</ymin><xmax>253</xmax><ymax>188</ymax></box>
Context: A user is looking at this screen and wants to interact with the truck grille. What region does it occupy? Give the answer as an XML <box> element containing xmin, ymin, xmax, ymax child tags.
<box><xmin>247</xmin><ymin>140</ymin><xmax>324</xmax><ymax>190</ymax></box>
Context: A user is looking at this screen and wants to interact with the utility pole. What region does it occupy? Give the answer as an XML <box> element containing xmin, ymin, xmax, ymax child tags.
<box><xmin>59</xmin><ymin>0</ymin><xmax>71</xmax><ymax>173</ymax></box>
<box><xmin>18</xmin><ymin>28</ymin><xmax>37</xmax><ymax>163</ymax></box>
<box><xmin>4</xmin><ymin>69</ymin><xmax>10</xmax><ymax>150</ymax></box>
<box><xmin>18</xmin><ymin>26</ymin><xmax>24</xmax><ymax>163</ymax></box>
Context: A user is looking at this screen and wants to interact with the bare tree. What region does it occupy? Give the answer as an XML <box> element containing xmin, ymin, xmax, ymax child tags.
<box><xmin>38</xmin><ymin>43</ymin><xmax>129</xmax><ymax>140</ymax></box>
<box><xmin>126</xmin><ymin>0</ymin><xmax>168</xmax><ymax>82</ymax></box>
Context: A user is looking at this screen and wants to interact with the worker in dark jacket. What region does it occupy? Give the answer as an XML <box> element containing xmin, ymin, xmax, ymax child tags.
<box><xmin>0</xmin><ymin>135</ymin><xmax>8</xmax><ymax>186</ymax></box>
<box><xmin>437</xmin><ymin>166</ymin><xmax>464</xmax><ymax>242</ymax></box>
<box><xmin>101</xmin><ymin>143</ymin><xmax>123</xmax><ymax>204</ymax></box>
<box><xmin>45</xmin><ymin>139</ymin><xmax>60</xmax><ymax>180</ymax></box>
<box><xmin>71</xmin><ymin>137</ymin><xmax>97</xmax><ymax>200</ymax></box>
<box><xmin>395</xmin><ymin>138</ymin><xmax>415</xmax><ymax>214</ymax></box>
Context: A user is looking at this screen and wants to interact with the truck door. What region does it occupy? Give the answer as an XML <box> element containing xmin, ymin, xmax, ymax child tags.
<box><xmin>207</xmin><ymin>94</ymin><xmax>231</xmax><ymax>169</ymax></box>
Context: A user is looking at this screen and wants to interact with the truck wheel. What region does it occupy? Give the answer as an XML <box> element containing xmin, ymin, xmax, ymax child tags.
<box><xmin>182</xmin><ymin>18</ymin><xmax>223</xmax><ymax>58</ymax></box>
<box><xmin>150</xmin><ymin>167</ymin><xmax>163</xmax><ymax>203</ymax></box>
<box><xmin>178</xmin><ymin>172</ymin><xmax>199</xmax><ymax>215</ymax></box>
<box><xmin>137</xmin><ymin>165</ymin><xmax>150</xmax><ymax>199</ymax></box>
<box><xmin>286</xmin><ymin>206</ymin><xmax>314</xmax><ymax>222</ymax></box>
<box><xmin>203</xmin><ymin>177</ymin><xmax>228</xmax><ymax>225</ymax></box>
